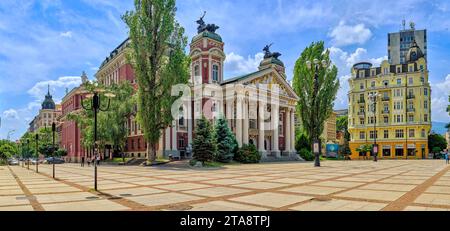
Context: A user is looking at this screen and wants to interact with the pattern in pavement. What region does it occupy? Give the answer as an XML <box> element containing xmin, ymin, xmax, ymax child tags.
<box><xmin>1</xmin><ymin>160</ymin><xmax>449</xmax><ymax>211</ymax></box>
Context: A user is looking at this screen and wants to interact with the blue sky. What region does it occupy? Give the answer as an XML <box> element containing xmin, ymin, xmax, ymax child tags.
<box><xmin>1</xmin><ymin>0</ymin><xmax>449</xmax><ymax>140</ymax></box>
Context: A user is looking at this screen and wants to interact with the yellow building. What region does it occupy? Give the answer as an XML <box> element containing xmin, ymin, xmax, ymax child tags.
<box><xmin>348</xmin><ymin>41</ymin><xmax>431</xmax><ymax>159</ymax></box>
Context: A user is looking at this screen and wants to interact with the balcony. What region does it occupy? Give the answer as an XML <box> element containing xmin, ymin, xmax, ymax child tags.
<box><xmin>357</xmin><ymin>111</ymin><xmax>365</xmax><ymax>116</ymax></box>
<box><xmin>407</xmin><ymin>108</ymin><xmax>416</xmax><ymax>113</ymax></box>
<box><xmin>381</xmin><ymin>96</ymin><xmax>390</xmax><ymax>101</ymax></box>
<box><xmin>407</xmin><ymin>94</ymin><xmax>415</xmax><ymax>100</ymax></box>
<box><xmin>358</xmin><ymin>99</ymin><xmax>365</xmax><ymax>104</ymax></box>
<box><xmin>382</xmin><ymin>110</ymin><xmax>390</xmax><ymax>114</ymax></box>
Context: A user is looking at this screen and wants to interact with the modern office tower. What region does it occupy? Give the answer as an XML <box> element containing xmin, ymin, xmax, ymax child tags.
<box><xmin>388</xmin><ymin>21</ymin><xmax>427</xmax><ymax>65</ymax></box>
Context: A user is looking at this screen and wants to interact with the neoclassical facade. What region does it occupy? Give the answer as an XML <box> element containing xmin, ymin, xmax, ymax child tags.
<box><xmin>91</xmin><ymin>16</ymin><xmax>299</xmax><ymax>160</ymax></box>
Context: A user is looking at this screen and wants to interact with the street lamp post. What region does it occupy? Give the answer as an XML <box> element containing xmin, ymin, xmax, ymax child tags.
<box><xmin>52</xmin><ymin>122</ymin><xmax>56</xmax><ymax>179</ymax></box>
<box><xmin>35</xmin><ymin>133</ymin><xmax>39</xmax><ymax>173</ymax></box>
<box><xmin>27</xmin><ymin>139</ymin><xmax>30</xmax><ymax>170</ymax></box>
<box><xmin>369</xmin><ymin>93</ymin><xmax>379</xmax><ymax>162</ymax></box>
<box><xmin>81</xmin><ymin>89</ymin><xmax>115</xmax><ymax>191</ymax></box>
<box><xmin>306</xmin><ymin>59</ymin><xmax>330</xmax><ymax>167</ymax></box>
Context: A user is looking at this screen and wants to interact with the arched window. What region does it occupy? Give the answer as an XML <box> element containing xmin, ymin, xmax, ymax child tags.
<box><xmin>179</xmin><ymin>106</ymin><xmax>185</xmax><ymax>127</ymax></box>
<box><xmin>212</xmin><ymin>64</ymin><xmax>219</xmax><ymax>82</ymax></box>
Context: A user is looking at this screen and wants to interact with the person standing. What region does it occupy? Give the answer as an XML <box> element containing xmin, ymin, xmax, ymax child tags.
<box><xmin>87</xmin><ymin>156</ymin><xmax>91</xmax><ymax>167</ymax></box>
<box><xmin>96</xmin><ymin>155</ymin><xmax>100</xmax><ymax>166</ymax></box>
<box><xmin>81</xmin><ymin>156</ymin><xmax>85</xmax><ymax>167</ymax></box>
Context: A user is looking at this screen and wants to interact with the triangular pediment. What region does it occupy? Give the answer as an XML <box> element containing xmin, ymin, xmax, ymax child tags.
<box><xmin>232</xmin><ymin>68</ymin><xmax>299</xmax><ymax>100</ymax></box>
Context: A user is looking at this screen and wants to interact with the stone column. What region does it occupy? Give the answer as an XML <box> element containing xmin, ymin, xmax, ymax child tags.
<box><xmin>165</xmin><ymin>127</ymin><xmax>170</xmax><ymax>154</ymax></box>
<box><xmin>243</xmin><ymin>99</ymin><xmax>249</xmax><ymax>145</ymax></box>
<box><xmin>226</xmin><ymin>101</ymin><xmax>232</xmax><ymax>128</ymax></box>
<box><xmin>172</xmin><ymin>121</ymin><xmax>177</xmax><ymax>151</ymax></box>
<box><xmin>258</xmin><ymin>102</ymin><xmax>266</xmax><ymax>158</ymax></box>
<box><xmin>272</xmin><ymin>104</ymin><xmax>280</xmax><ymax>157</ymax></box>
<box><xmin>285</xmin><ymin>108</ymin><xmax>291</xmax><ymax>154</ymax></box>
<box><xmin>290</xmin><ymin>109</ymin><xmax>296</xmax><ymax>152</ymax></box>
<box><xmin>236</xmin><ymin>96</ymin><xmax>243</xmax><ymax>147</ymax></box>
<box><xmin>187</xmin><ymin>102</ymin><xmax>193</xmax><ymax>146</ymax></box>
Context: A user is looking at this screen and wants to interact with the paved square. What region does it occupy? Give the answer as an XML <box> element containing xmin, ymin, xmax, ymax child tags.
<box><xmin>1</xmin><ymin>160</ymin><xmax>449</xmax><ymax>211</ymax></box>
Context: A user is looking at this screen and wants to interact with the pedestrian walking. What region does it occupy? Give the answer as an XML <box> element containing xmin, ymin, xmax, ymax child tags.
<box><xmin>96</xmin><ymin>155</ymin><xmax>100</xmax><ymax>166</ymax></box>
<box><xmin>87</xmin><ymin>157</ymin><xmax>91</xmax><ymax>167</ymax></box>
<box><xmin>81</xmin><ymin>156</ymin><xmax>85</xmax><ymax>167</ymax></box>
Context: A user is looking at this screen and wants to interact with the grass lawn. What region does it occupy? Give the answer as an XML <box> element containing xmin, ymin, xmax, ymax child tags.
<box><xmin>106</xmin><ymin>158</ymin><xmax>133</xmax><ymax>163</ymax></box>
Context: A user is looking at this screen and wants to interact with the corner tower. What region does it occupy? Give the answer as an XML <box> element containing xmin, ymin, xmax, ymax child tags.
<box><xmin>189</xmin><ymin>12</ymin><xmax>226</xmax><ymax>85</ymax></box>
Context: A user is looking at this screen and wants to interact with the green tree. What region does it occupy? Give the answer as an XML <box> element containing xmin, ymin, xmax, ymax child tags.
<box><xmin>295</xmin><ymin>130</ymin><xmax>310</xmax><ymax>152</ymax></box>
<box><xmin>356</xmin><ymin>144</ymin><xmax>373</xmax><ymax>158</ymax></box>
<box><xmin>428</xmin><ymin>133</ymin><xmax>447</xmax><ymax>153</ymax></box>
<box><xmin>193</xmin><ymin>117</ymin><xmax>217</xmax><ymax>164</ymax></box>
<box><xmin>123</xmin><ymin>0</ymin><xmax>190</xmax><ymax>161</ymax></box>
<box><xmin>0</xmin><ymin>140</ymin><xmax>17</xmax><ymax>163</ymax></box>
<box><xmin>67</xmin><ymin>81</ymin><xmax>135</xmax><ymax>157</ymax></box>
<box><xmin>336</xmin><ymin>116</ymin><xmax>350</xmax><ymax>141</ymax></box>
<box><xmin>214</xmin><ymin>116</ymin><xmax>236</xmax><ymax>163</ymax></box>
<box><xmin>292</xmin><ymin>41</ymin><xmax>340</xmax><ymax>166</ymax></box>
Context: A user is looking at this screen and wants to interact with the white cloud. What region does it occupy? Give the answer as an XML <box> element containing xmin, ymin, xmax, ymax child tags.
<box><xmin>224</xmin><ymin>52</ymin><xmax>264</xmax><ymax>77</ymax></box>
<box><xmin>3</xmin><ymin>109</ymin><xmax>19</xmax><ymax>119</ymax></box>
<box><xmin>431</xmin><ymin>74</ymin><xmax>450</xmax><ymax>122</ymax></box>
<box><xmin>27</xmin><ymin>76</ymin><xmax>82</xmax><ymax>101</ymax></box>
<box><xmin>60</xmin><ymin>31</ymin><xmax>73</xmax><ymax>38</ymax></box>
<box><xmin>329</xmin><ymin>21</ymin><xmax>372</xmax><ymax>47</ymax></box>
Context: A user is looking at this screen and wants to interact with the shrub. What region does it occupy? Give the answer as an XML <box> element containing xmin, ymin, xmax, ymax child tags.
<box><xmin>234</xmin><ymin>144</ymin><xmax>261</xmax><ymax>164</ymax></box>
<box><xmin>298</xmin><ymin>148</ymin><xmax>314</xmax><ymax>161</ymax></box>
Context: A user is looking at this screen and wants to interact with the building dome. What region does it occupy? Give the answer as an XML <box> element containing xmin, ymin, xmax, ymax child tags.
<box><xmin>406</xmin><ymin>40</ymin><xmax>424</xmax><ymax>63</ymax></box>
<box><xmin>42</xmin><ymin>85</ymin><xmax>56</xmax><ymax>110</ymax></box>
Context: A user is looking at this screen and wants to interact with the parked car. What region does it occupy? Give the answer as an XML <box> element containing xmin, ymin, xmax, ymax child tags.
<box><xmin>7</xmin><ymin>158</ymin><xmax>19</xmax><ymax>165</ymax></box>
<box><xmin>29</xmin><ymin>158</ymin><xmax>43</xmax><ymax>165</ymax></box>
<box><xmin>44</xmin><ymin>157</ymin><xmax>65</xmax><ymax>164</ymax></box>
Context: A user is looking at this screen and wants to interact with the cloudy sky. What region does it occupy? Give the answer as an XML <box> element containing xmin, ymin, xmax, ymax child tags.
<box><xmin>1</xmin><ymin>0</ymin><xmax>449</xmax><ymax>140</ymax></box>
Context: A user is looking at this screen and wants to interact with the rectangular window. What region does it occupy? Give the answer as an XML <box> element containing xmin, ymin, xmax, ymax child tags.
<box><xmin>424</xmin><ymin>88</ymin><xmax>428</xmax><ymax>96</ymax></box>
<box><xmin>395</xmin><ymin>130</ymin><xmax>404</xmax><ymax>138</ymax></box>
<box><xmin>369</xmin><ymin>131</ymin><xmax>378</xmax><ymax>139</ymax></box>
<box><xmin>424</xmin><ymin>101</ymin><xmax>428</xmax><ymax>109</ymax></box>
<box><xmin>384</xmin><ymin>130</ymin><xmax>389</xmax><ymax>139</ymax></box>
<box><xmin>384</xmin><ymin>117</ymin><xmax>389</xmax><ymax>124</ymax></box>
<box><xmin>359</xmin><ymin>118</ymin><xmax>365</xmax><ymax>125</ymax></box>
<box><xmin>424</xmin><ymin>114</ymin><xmax>428</xmax><ymax>122</ymax></box>
<box><xmin>359</xmin><ymin>132</ymin><xmax>365</xmax><ymax>139</ymax></box>
<box><xmin>397</xmin><ymin>79</ymin><xmax>401</xmax><ymax>85</ymax></box>
<box><xmin>409</xmin><ymin>129</ymin><xmax>415</xmax><ymax>138</ymax></box>
<box><xmin>408</xmin><ymin>115</ymin><xmax>414</xmax><ymax>122</ymax></box>
<box><xmin>409</xmin><ymin>77</ymin><xmax>413</xmax><ymax>84</ymax></box>
<box><xmin>360</xmin><ymin>83</ymin><xmax>364</xmax><ymax>90</ymax></box>
<box><xmin>212</xmin><ymin>65</ymin><xmax>219</xmax><ymax>82</ymax></box>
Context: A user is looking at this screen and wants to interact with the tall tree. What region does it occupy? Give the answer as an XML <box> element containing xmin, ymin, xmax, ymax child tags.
<box><xmin>336</xmin><ymin>116</ymin><xmax>350</xmax><ymax>141</ymax></box>
<box><xmin>193</xmin><ymin>117</ymin><xmax>217</xmax><ymax>164</ymax></box>
<box><xmin>67</xmin><ymin>81</ymin><xmax>135</xmax><ymax>156</ymax></box>
<box><xmin>123</xmin><ymin>0</ymin><xmax>190</xmax><ymax>161</ymax></box>
<box><xmin>292</xmin><ymin>41</ymin><xmax>340</xmax><ymax>166</ymax></box>
<box><xmin>0</xmin><ymin>140</ymin><xmax>17</xmax><ymax>163</ymax></box>
<box><xmin>214</xmin><ymin>116</ymin><xmax>236</xmax><ymax>163</ymax></box>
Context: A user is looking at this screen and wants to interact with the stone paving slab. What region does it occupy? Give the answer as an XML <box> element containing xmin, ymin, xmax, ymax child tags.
<box><xmin>127</xmin><ymin>192</ymin><xmax>203</xmax><ymax>207</ymax></box>
<box><xmin>41</xmin><ymin>199</ymin><xmax>129</xmax><ymax>211</ymax></box>
<box><xmin>230</xmin><ymin>192</ymin><xmax>312</xmax><ymax>208</ymax></box>
<box><xmin>336</xmin><ymin>189</ymin><xmax>406</xmax><ymax>202</ymax></box>
<box><xmin>233</xmin><ymin>182</ymin><xmax>288</xmax><ymax>190</ymax></box>
<box><xmin>404</xmin><ymin>206</ymin><xmax>450</xmax><ymax>211</ymax></box>
<box><xmin>280</xmin><ymin>185</ymin><xmax>344</xmax><ymax>196</ymax></box>
<box><xmin>425</xmin><ymin>186</ymin><xmax>450</xmax><ymax>194</ymax></box>
<box><xmin>190</xmin><ymin>201</ymin><xmax>269</xmax><ymax>211</ymax></box>
<box><xmin>35</xmin><ymin>192</ymin><xmax>100</xmax><ymax>204</ymax></box>
<box><xmin>290</xmin><ymin>199</ymin><xmax>387</xmax><ymax>211</ymax></box>
<box><xmin>0</xmin><ymin>195</ymin><xmax>29</xmax><ymax>207</ymax></box>
<box><xmin>102</xmin><ymin>187</ymin><xmax>167</xmax><ymax>197</ymax></box>
<box><xmin>359</xmin><ymin>183</ymin><xmax>417</xmax><ymax>192</ymax></box>
<box><xmin>312</xmin><ymin>181</ymin><xmax>366</xmax><ymax>188</ymax></box>
<box><xmin>186</xmin><ymin>187</ymin><xmax>249</xmax><ymax>198</ymax></box>
<box><xmin>155</xmin><ymin>183</ymin><xmax>211</xmax><ymax>191</ymax></box>
<box><xmin>415</xmin><ymin>193</ymin><xmax>450</xmax><ymax>206</ymax></box>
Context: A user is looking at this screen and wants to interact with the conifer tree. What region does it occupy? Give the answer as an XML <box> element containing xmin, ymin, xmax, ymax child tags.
<box><xmin>214</xmin><ymin>117</ymin><xmax>236</xmax><ymax>163</ymax></box>
<box><xmin>193</xmin><ymin>117</ymin><xmax>217</xmax><ymax>164</ymax></box>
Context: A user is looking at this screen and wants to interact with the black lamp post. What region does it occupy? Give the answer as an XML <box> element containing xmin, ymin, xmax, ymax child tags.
<box><xmin>306</xmin><ymin>59</ymin><xmax>330</xmax><ymax>167</ymax></box>
<box><xmin>369</xmin><ymin>92</ymin><xmax>379</xmax><ymax>162</ymax></box>
<box><xmin>52</xmin><ymin>122</ymin><xmax>56</xmax><ymax>178</ymax></box>
<box><xmin>81</xmin><ymin>89</ymin><xmax>114</xmax><ymax>191</ymax></box>
<box><xmin>35</xmin><ymin>133</ymin><xmax>39</xmax><ymax>173</ymax></box>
